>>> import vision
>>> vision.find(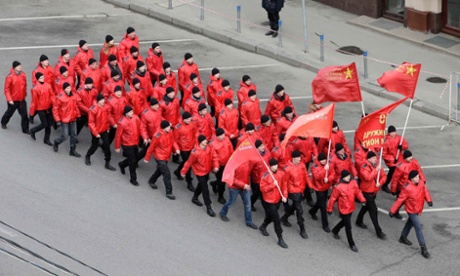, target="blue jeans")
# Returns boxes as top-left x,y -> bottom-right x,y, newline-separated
220,188 -> 252,225
54,121 -> 77,149
401,213 -> 426,246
